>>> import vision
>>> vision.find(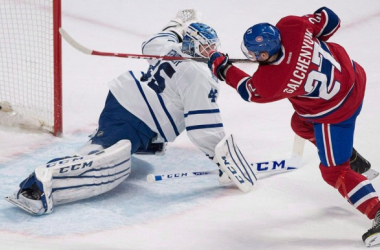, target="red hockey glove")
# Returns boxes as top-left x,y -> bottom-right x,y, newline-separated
207,51 -> 231,81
